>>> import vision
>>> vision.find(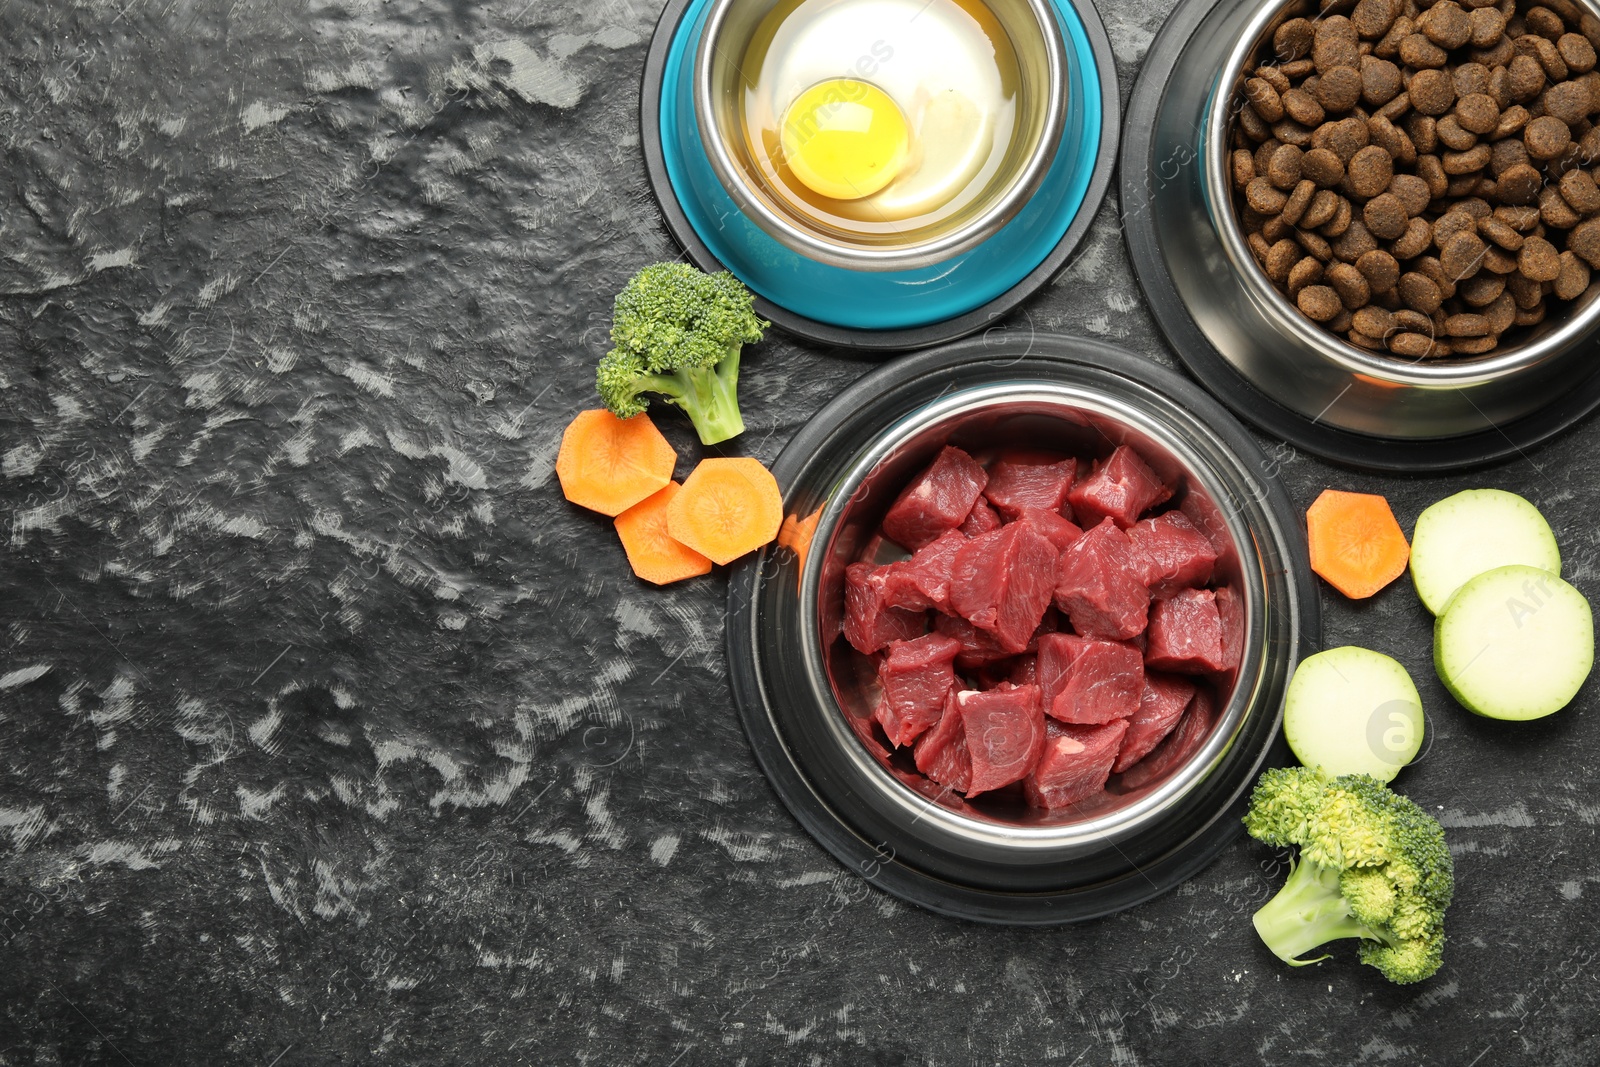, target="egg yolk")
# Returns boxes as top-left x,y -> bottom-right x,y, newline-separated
779,79 -> 909,201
